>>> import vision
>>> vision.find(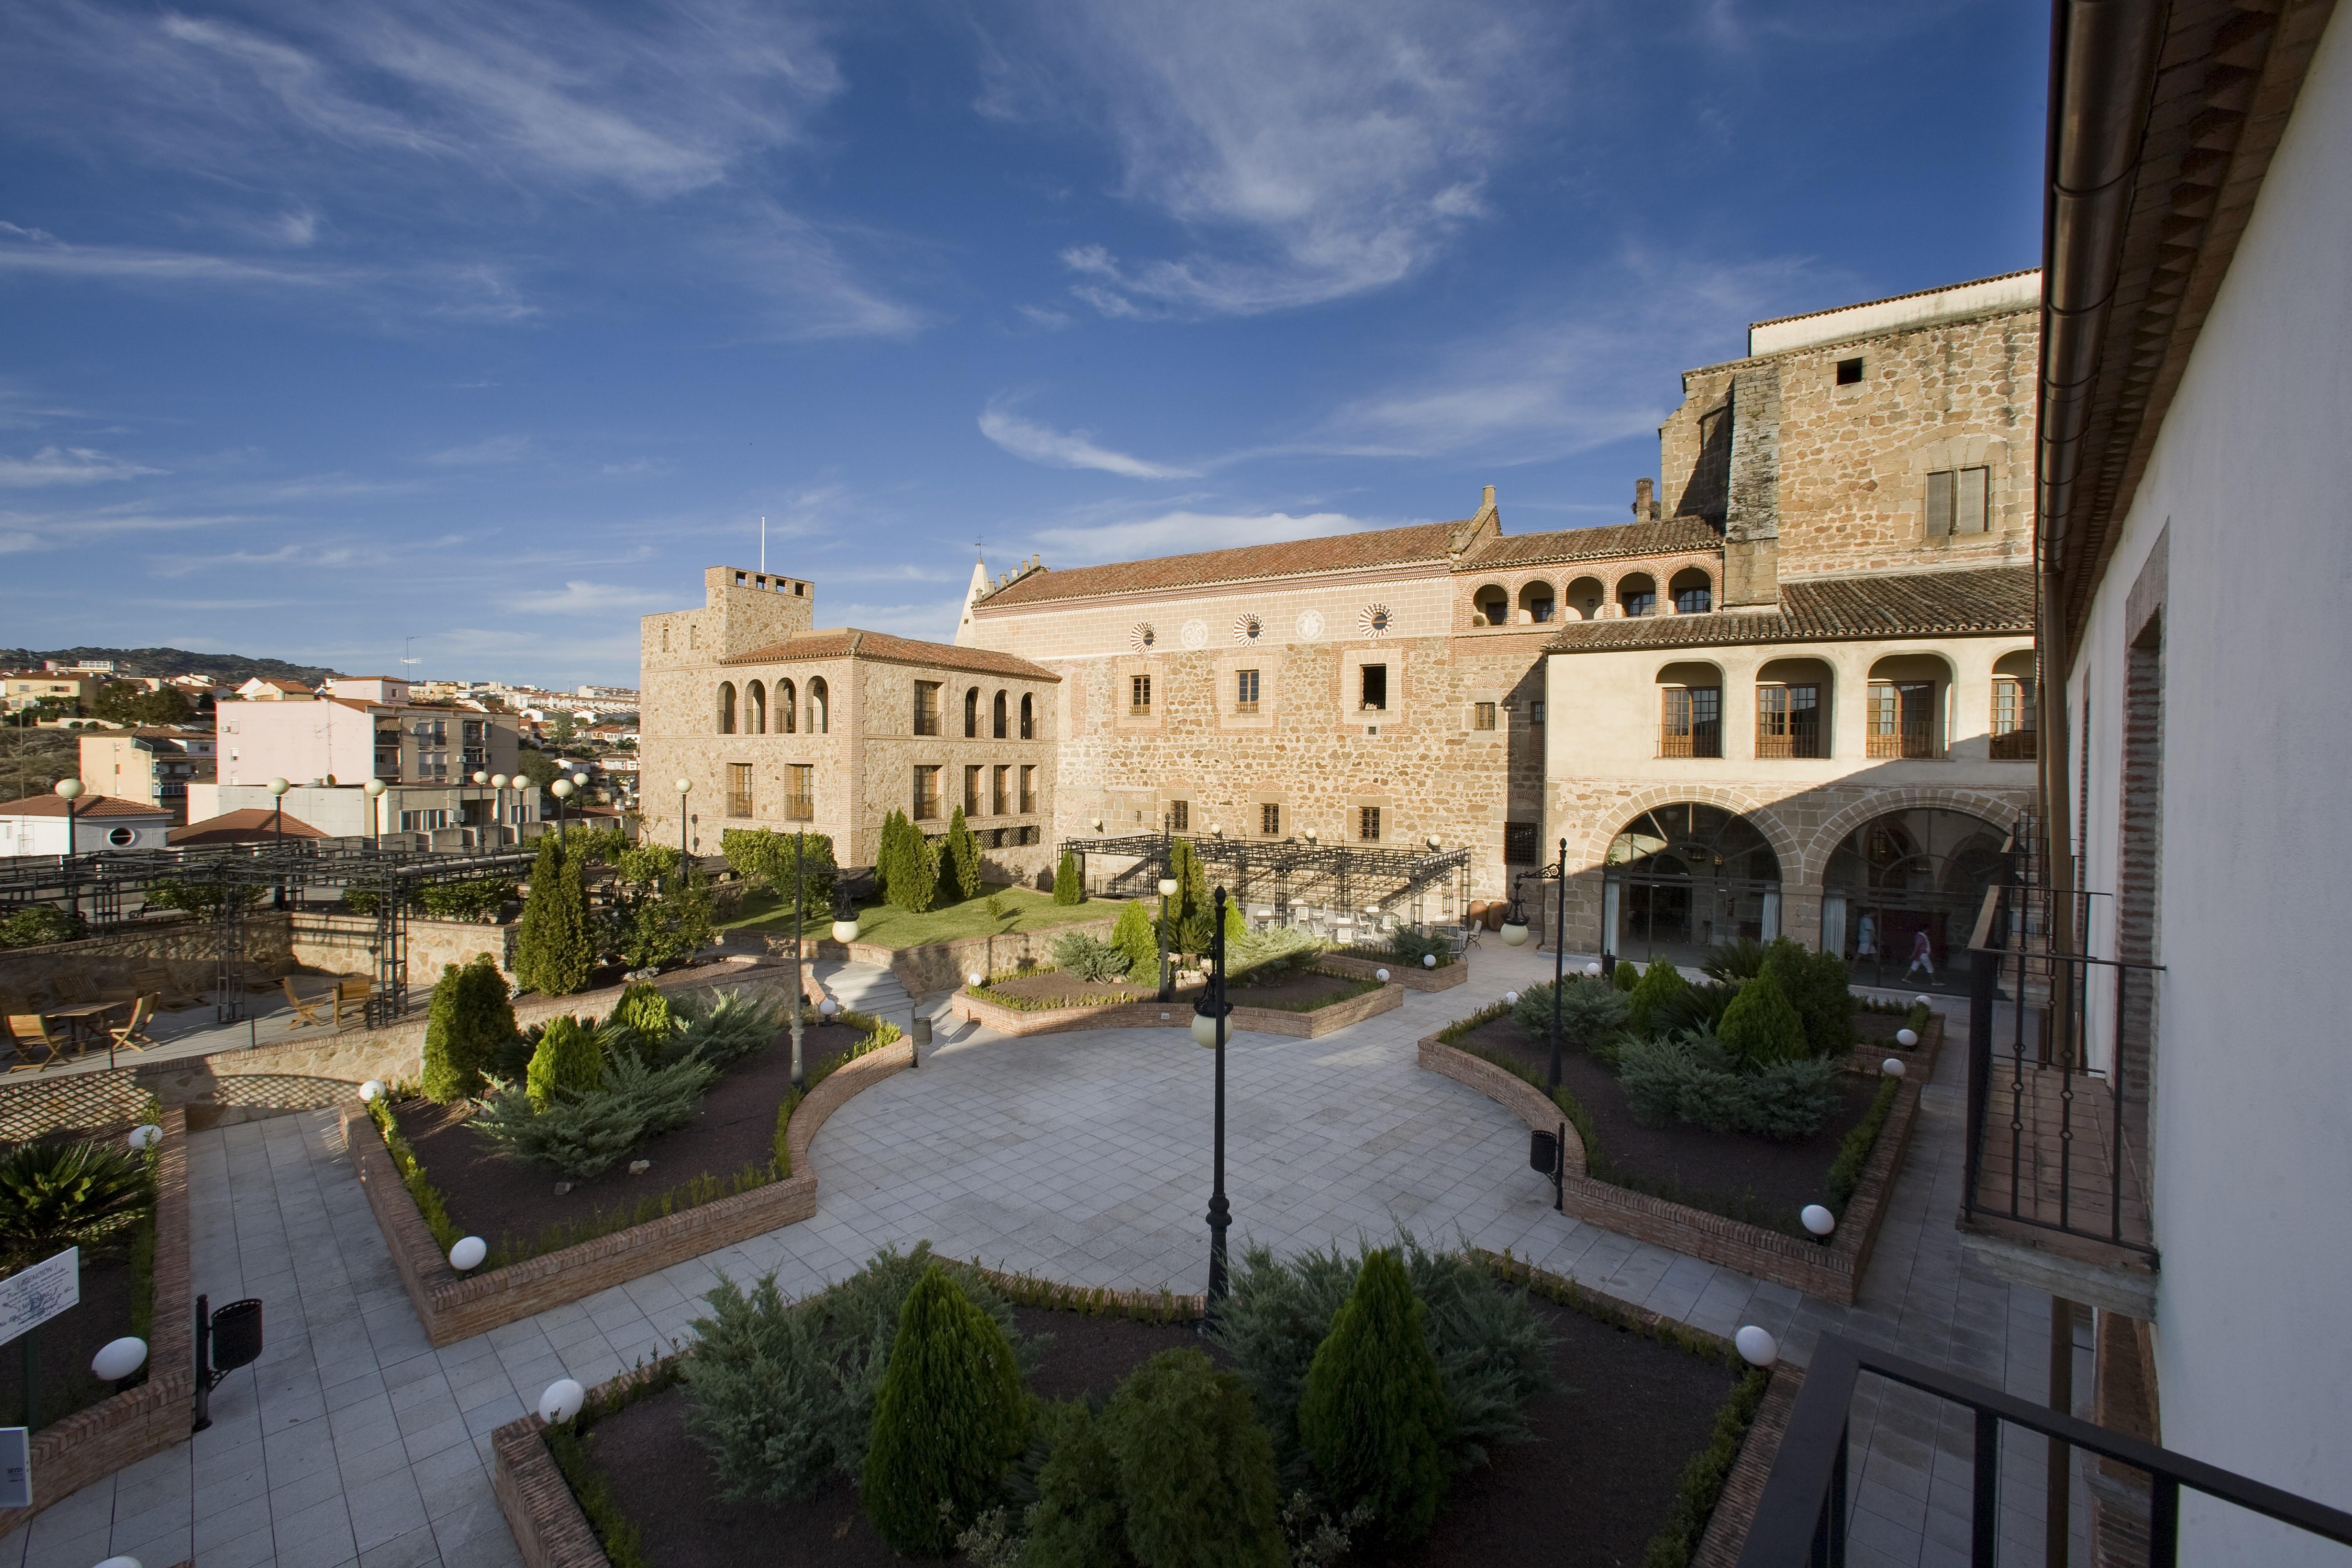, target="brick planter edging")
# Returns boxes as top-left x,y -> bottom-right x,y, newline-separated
348,1039 -> 914,1348
492,1360 -> 686,1568
950,978 -> 1402,1040
1320,953 -> 1468,991
1415,1036 -> 1590,1173
1418,1037 -> 1924,1306
1692,1363 -> 1804,1568
0,1110 -> 195,1535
